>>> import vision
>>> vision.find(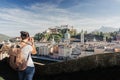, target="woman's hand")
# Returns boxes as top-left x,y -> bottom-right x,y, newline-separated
29,37 -> 34,45
29,38 -> 37,54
